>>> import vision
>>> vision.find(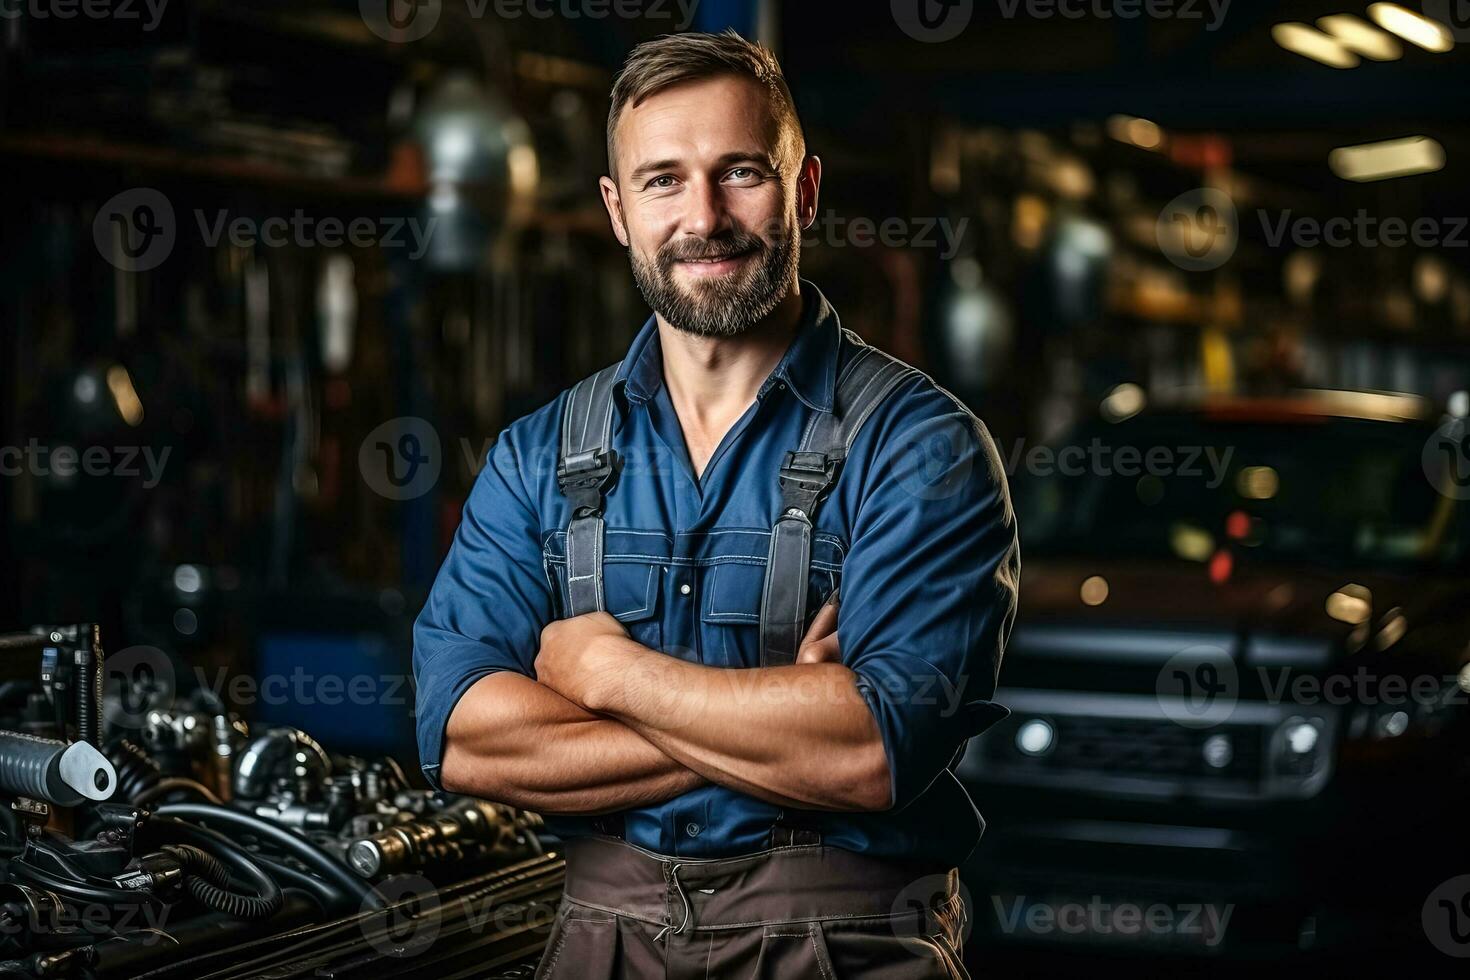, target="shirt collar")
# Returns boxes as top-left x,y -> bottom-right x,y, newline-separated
615,278 -> 840,413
